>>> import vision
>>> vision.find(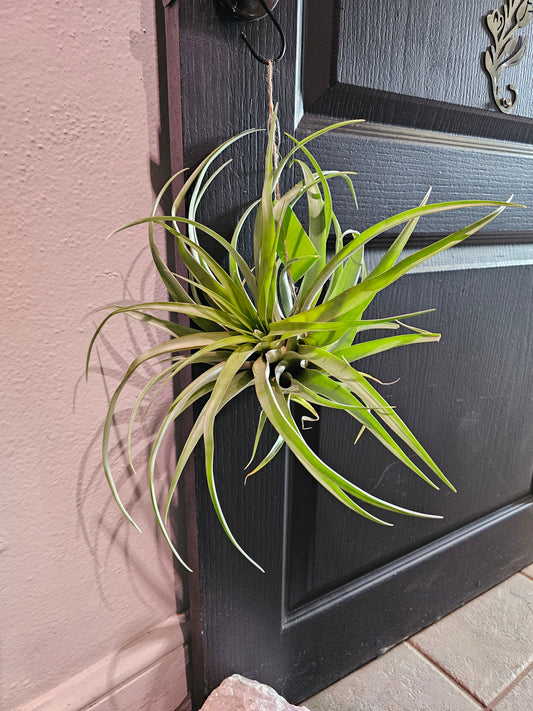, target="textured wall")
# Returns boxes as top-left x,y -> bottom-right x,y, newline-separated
0,2 -> 186,709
